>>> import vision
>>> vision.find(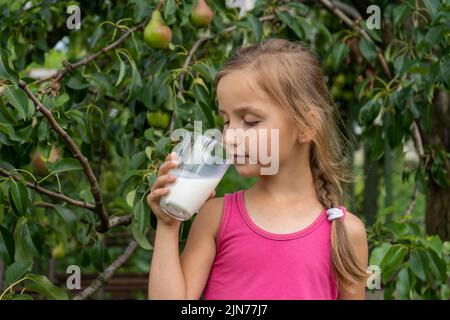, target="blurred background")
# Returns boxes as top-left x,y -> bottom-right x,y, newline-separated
0,0 -> 449,300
